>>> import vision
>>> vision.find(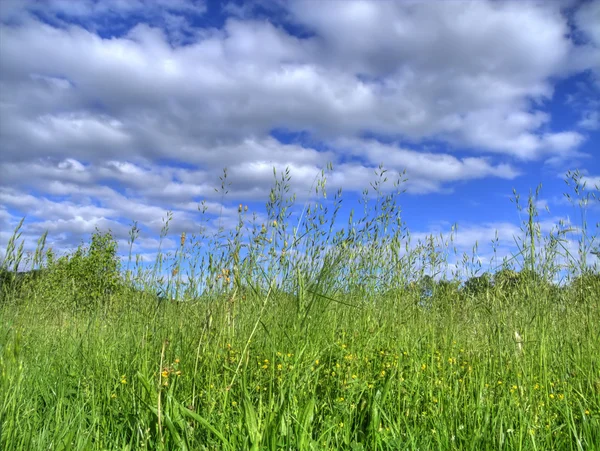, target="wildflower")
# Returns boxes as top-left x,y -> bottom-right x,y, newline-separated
585,410 -> 590,415
549,393 -> 555,399
339,422 -> 344,428
111,393 -> 117,399
162,370 -> 169,378
421,364 -> 427,371
120,375 -> 127,384
174,358 -> 180,364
